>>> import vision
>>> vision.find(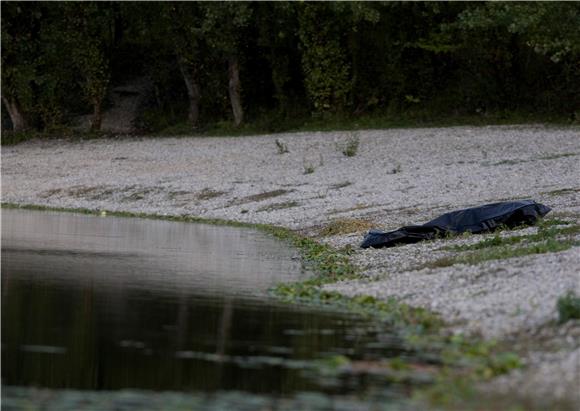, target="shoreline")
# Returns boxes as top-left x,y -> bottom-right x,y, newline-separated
2,124 -> 579,408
